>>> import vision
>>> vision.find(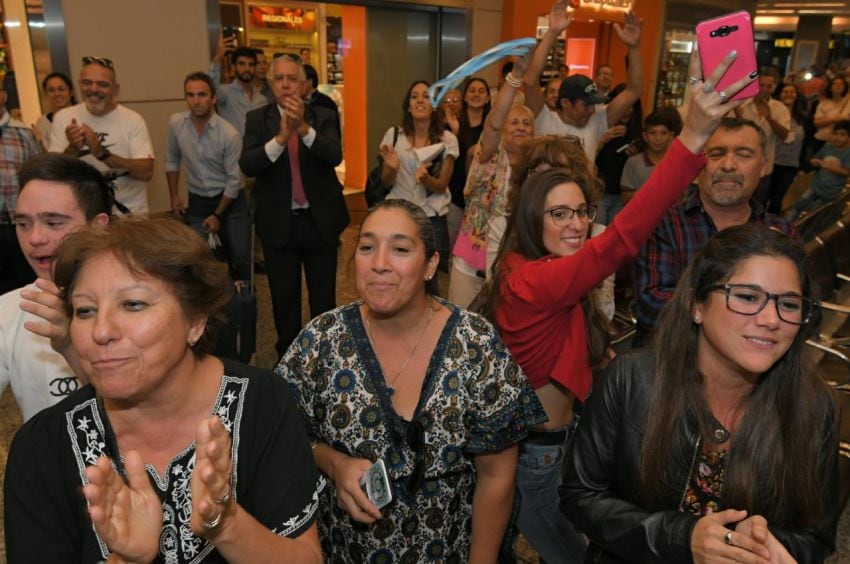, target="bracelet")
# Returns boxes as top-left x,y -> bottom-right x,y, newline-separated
505,72 -> 522,89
